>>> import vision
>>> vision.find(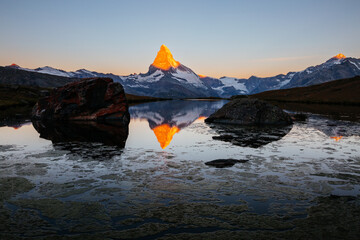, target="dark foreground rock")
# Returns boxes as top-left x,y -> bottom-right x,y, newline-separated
205,98 -> 292,125
205,159 -> 249,168
32,78 -> 129,123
